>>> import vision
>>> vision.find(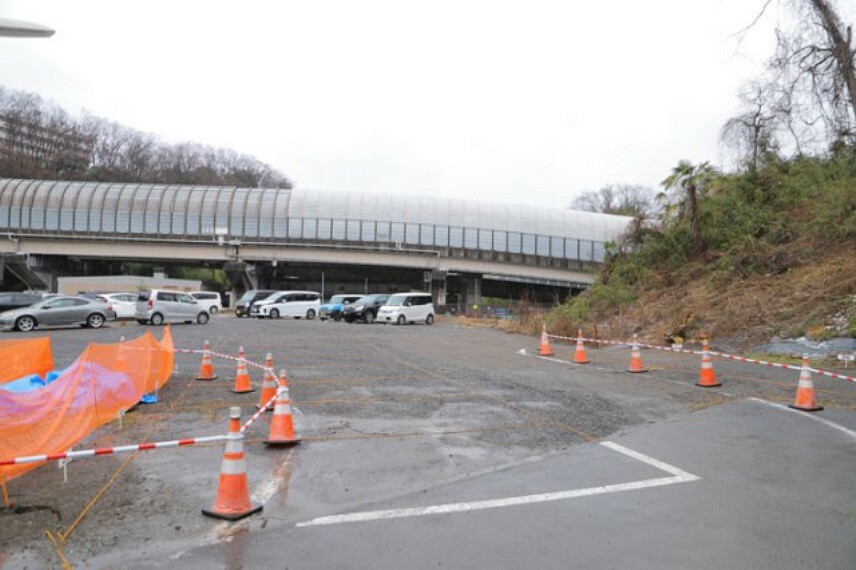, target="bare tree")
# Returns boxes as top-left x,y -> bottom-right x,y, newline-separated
721,82 -> 782,171
736,0 -> 856,155
571,183 -> 656,217
0,86 -> 293,188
